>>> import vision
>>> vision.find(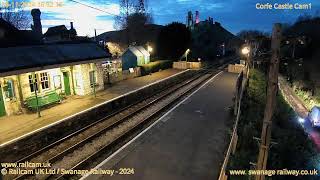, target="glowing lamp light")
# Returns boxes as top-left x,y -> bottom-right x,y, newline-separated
147,46 -> 153,53
298,117 -> 305,124
241,46 -> 250,55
